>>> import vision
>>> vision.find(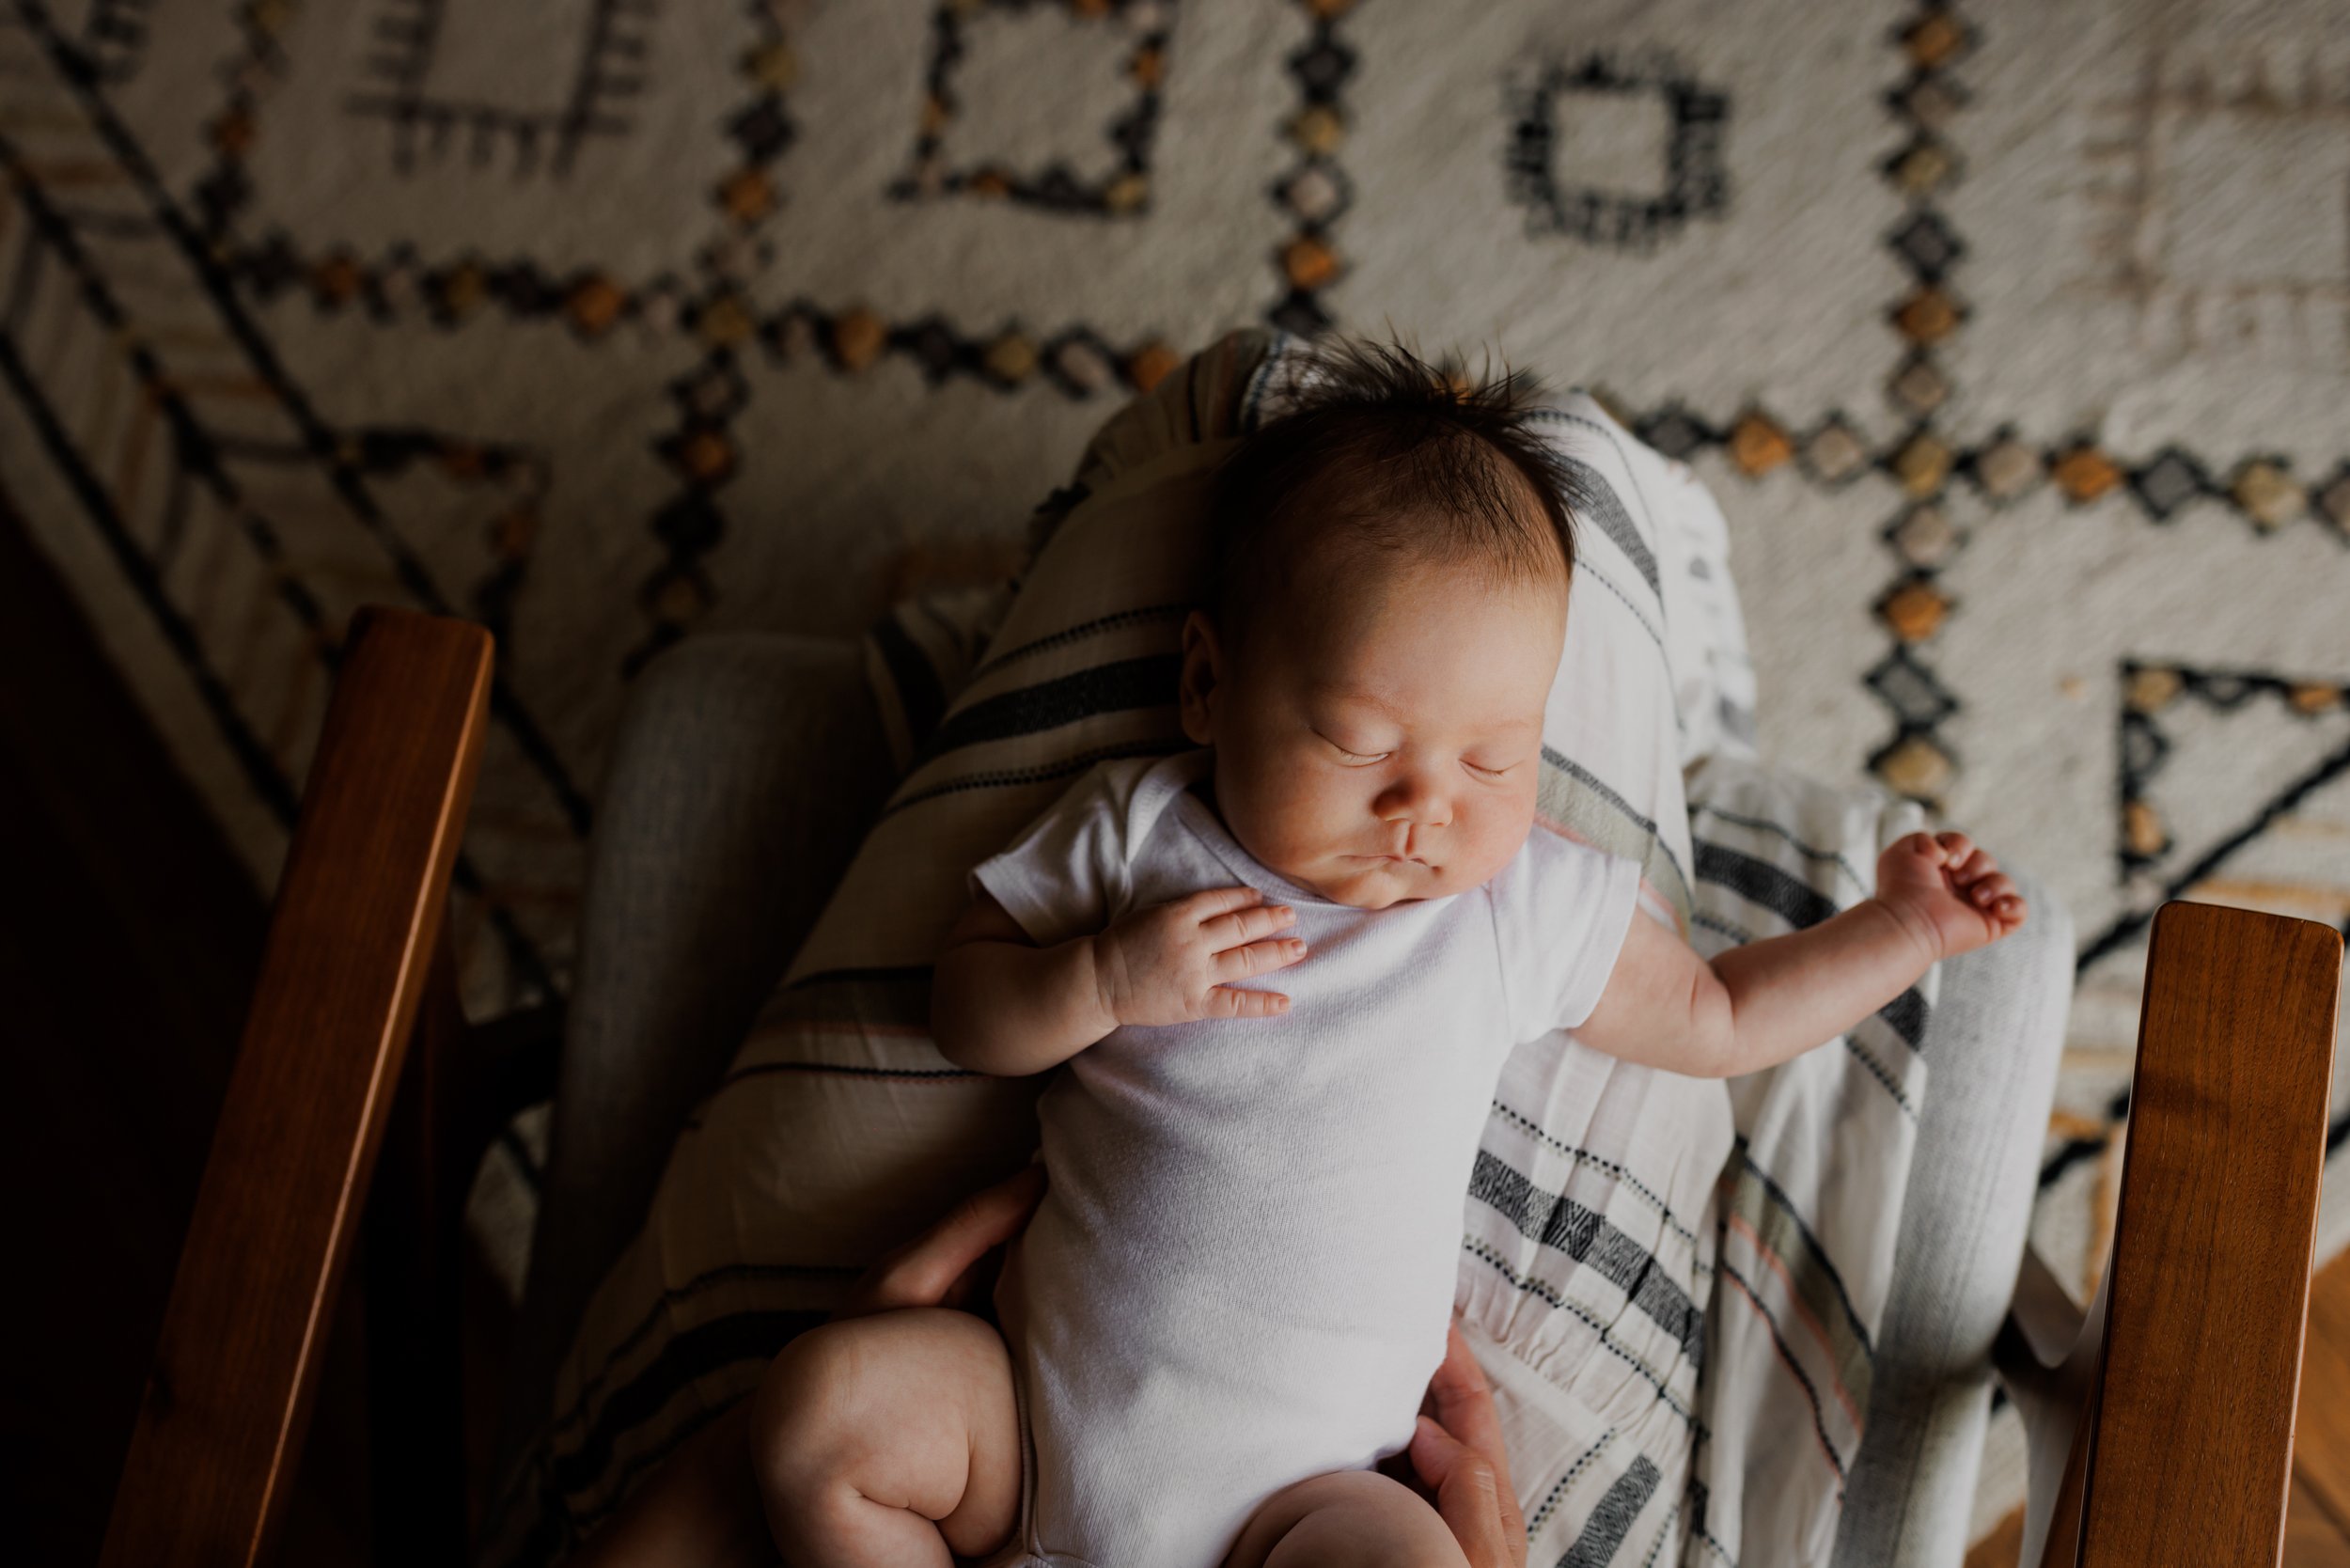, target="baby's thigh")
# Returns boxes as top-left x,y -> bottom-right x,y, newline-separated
1221,1470 -> 1468,1568
749,1308 -> 1020,1557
